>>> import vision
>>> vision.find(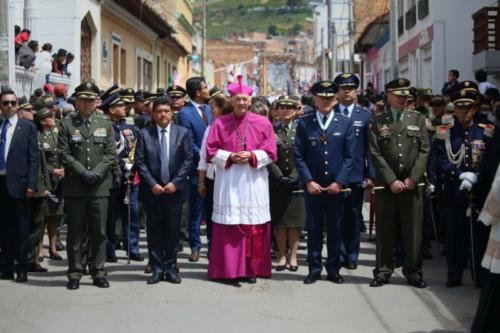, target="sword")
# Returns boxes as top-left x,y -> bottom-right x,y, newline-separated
372,183 -> 426,191
427,194 -> 439,242
124,180 -> 132,265
292,188 -> 352,194
467,193 -> 476,282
